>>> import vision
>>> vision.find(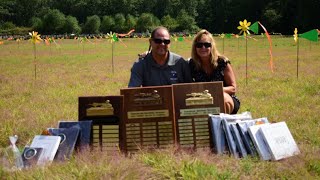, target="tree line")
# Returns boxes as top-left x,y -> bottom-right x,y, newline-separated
0,0 -> 319,35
